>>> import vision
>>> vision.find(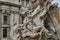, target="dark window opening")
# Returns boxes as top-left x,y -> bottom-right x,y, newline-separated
26,0 -> 29,5
22,0 -> 24,1
19,0 -> 20,2
3,28 -> 7,38
3,15 -> 8,24
22,0 -> 24,5
26,0 -> 29,2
